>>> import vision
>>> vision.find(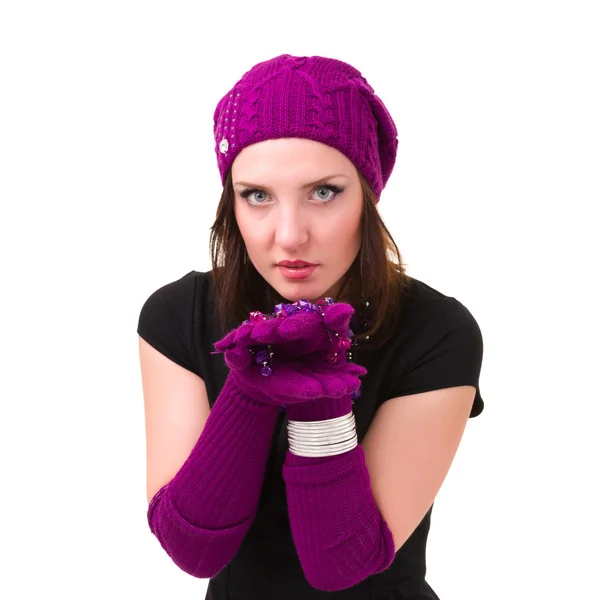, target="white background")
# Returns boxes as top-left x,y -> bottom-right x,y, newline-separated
1,1 -> 598,598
